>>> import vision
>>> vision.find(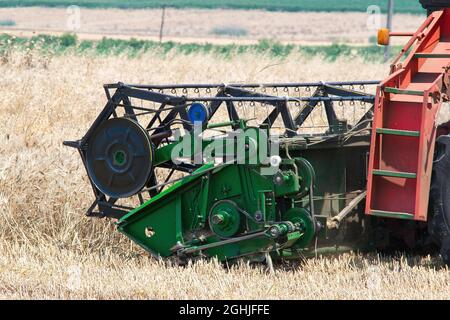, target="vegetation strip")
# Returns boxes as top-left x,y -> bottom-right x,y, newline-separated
0,33 -> 401,61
